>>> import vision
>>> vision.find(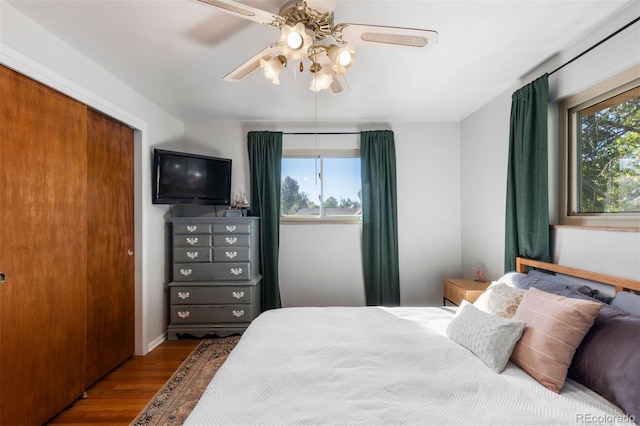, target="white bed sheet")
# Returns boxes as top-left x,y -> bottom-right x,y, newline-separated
185,306 -> 634,426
